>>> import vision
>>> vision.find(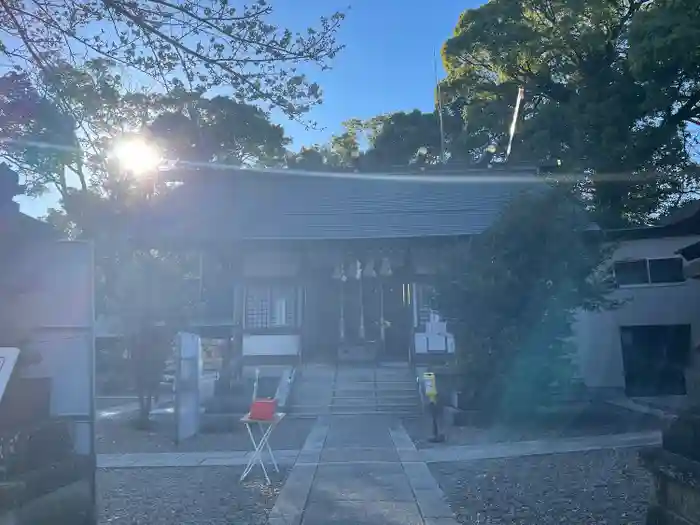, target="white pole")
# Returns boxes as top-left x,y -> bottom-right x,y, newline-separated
252,368 -> 259,401
358,280 -> 365,340
339,281 -> 345,341
435,51 -> 447,164
505,86 -> 525,161
379,283 -> 385,342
